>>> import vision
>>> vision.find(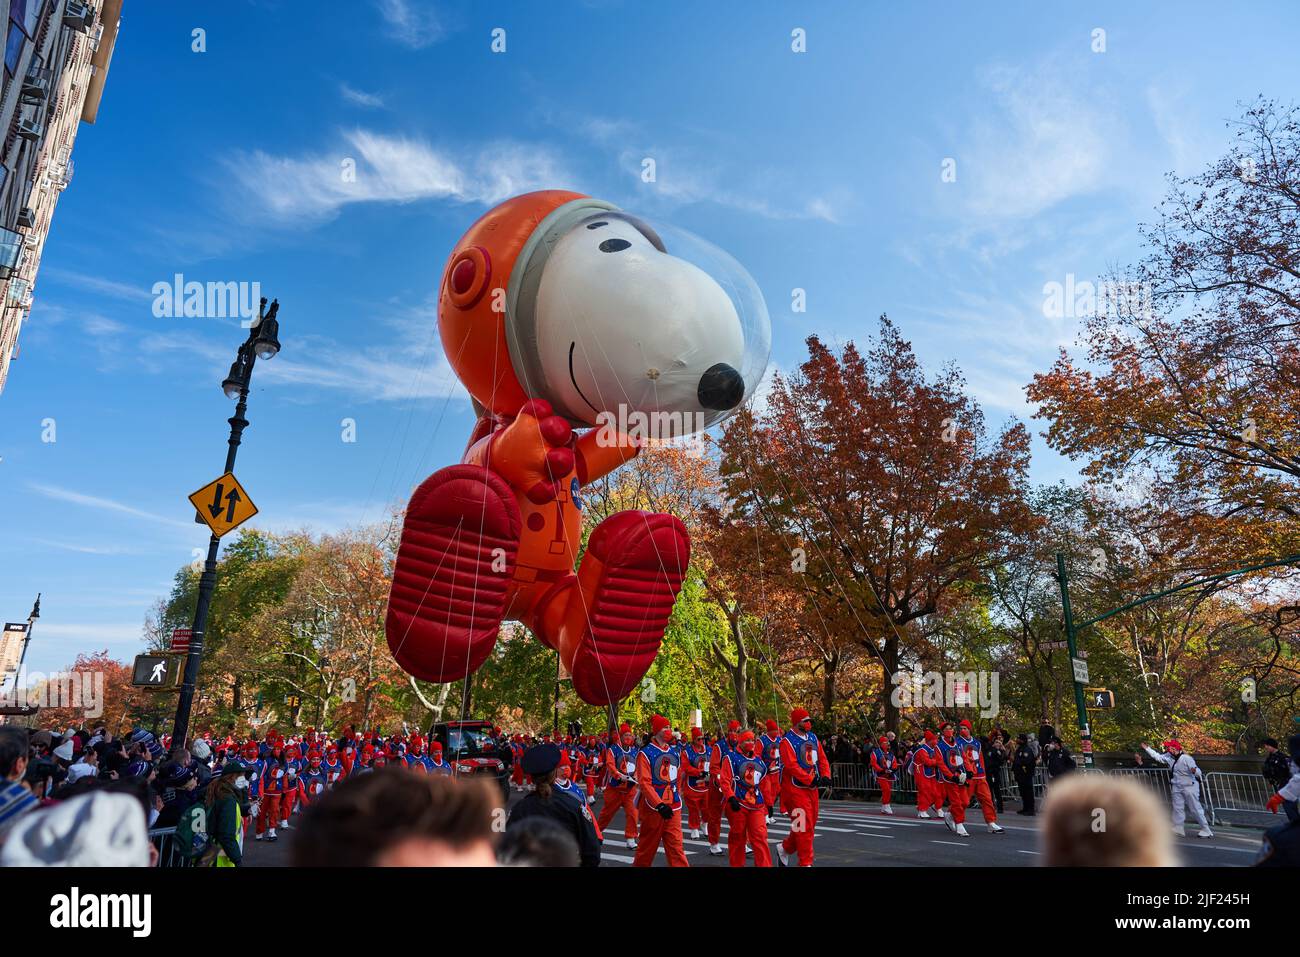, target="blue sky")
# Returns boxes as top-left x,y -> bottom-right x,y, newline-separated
1,0 -> 1297,675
